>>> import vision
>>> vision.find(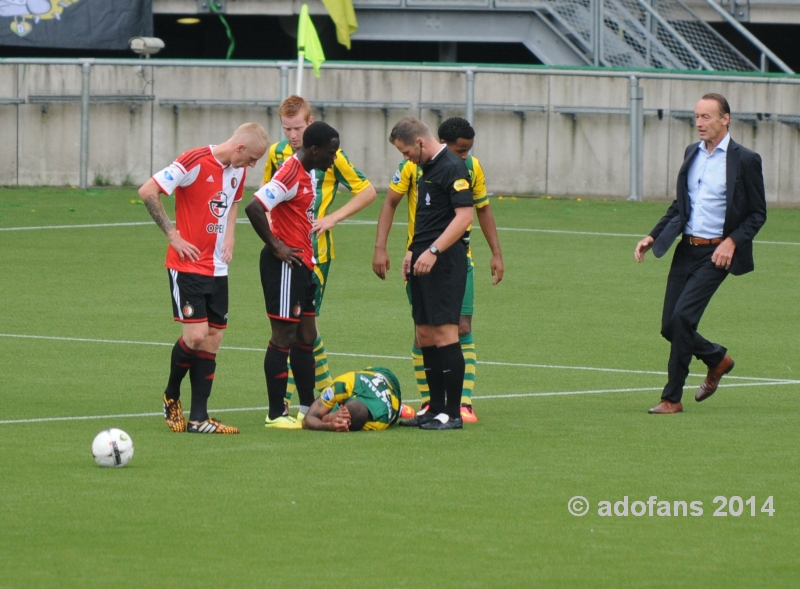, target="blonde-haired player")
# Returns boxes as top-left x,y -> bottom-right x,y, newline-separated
139,123 -> 268,434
